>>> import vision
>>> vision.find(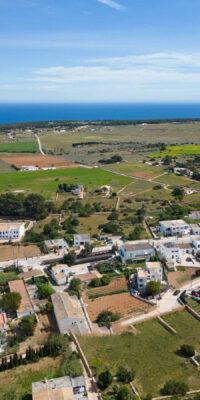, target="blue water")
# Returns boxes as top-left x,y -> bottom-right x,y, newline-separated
1,103 -> 200,124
